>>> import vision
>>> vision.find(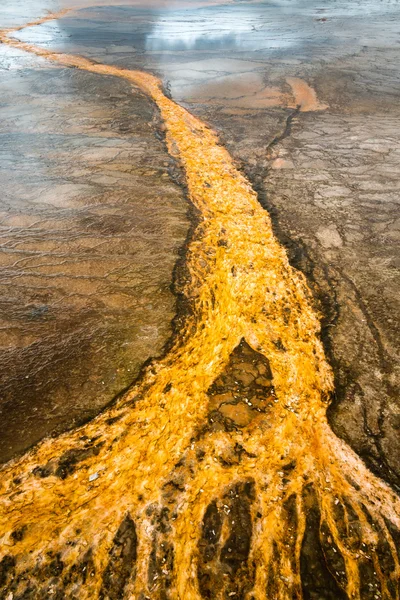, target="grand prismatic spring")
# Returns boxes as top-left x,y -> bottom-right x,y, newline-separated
0,8 -> 400,600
